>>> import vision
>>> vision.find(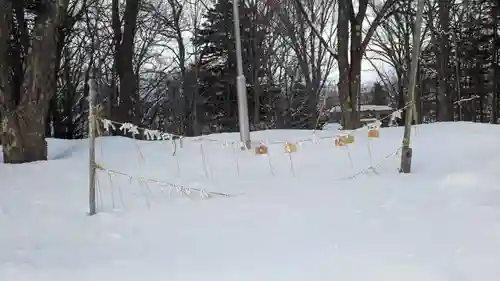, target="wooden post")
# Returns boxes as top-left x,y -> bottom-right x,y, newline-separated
88,78 -> 97,215
400,0 -> 424,173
